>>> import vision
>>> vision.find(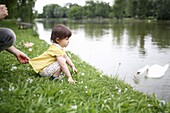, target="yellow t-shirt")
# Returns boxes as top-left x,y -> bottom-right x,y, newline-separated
29,44 -> 65,73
